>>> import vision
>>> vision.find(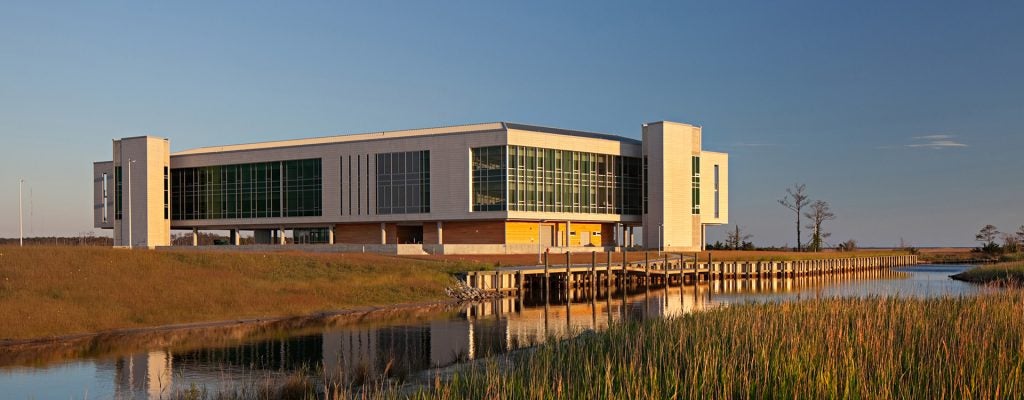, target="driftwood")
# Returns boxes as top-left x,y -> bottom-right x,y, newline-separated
445,280 -> 505,301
